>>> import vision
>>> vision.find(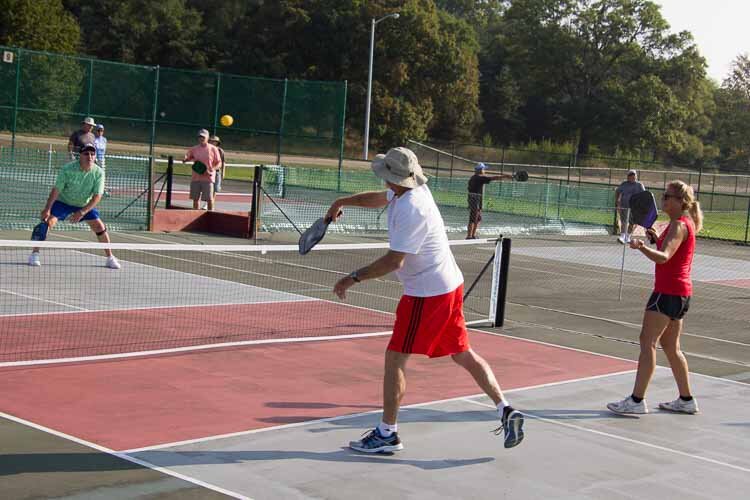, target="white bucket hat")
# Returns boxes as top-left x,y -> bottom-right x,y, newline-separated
371,147 -> 428,189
